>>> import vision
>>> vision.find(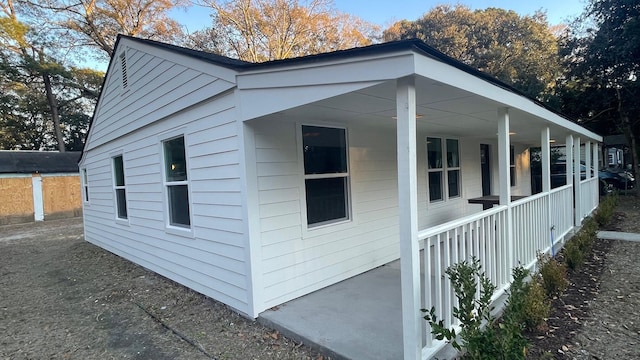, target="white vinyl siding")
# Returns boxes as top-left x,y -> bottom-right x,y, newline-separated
81,44 -> 250,315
